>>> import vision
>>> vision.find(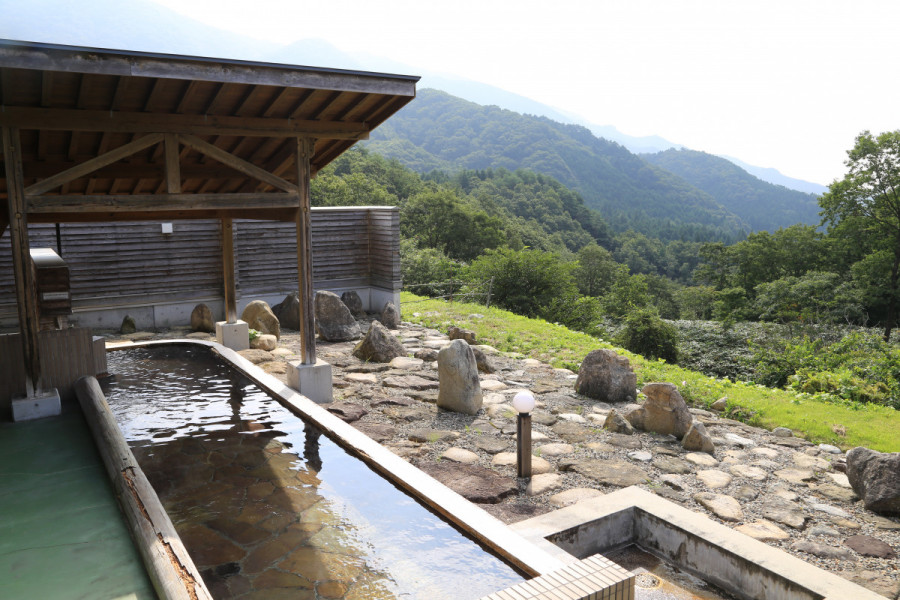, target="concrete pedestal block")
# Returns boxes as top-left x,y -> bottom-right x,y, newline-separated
92,335 -> 108,376
288,360 -> 333,403
12,388 -> 61,421
216,320 -> 249,351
